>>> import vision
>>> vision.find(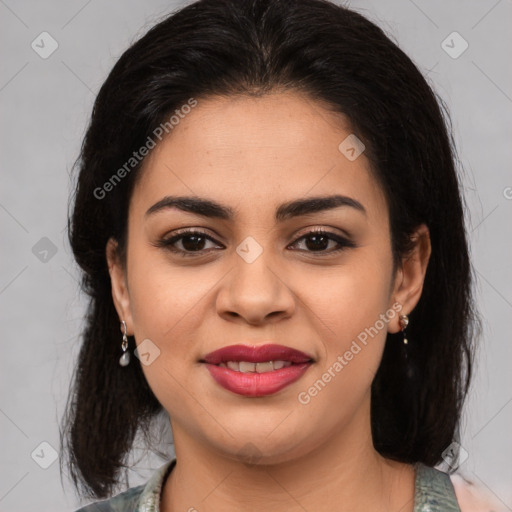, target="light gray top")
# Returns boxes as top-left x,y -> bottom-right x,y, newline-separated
74,458 -> 461,511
